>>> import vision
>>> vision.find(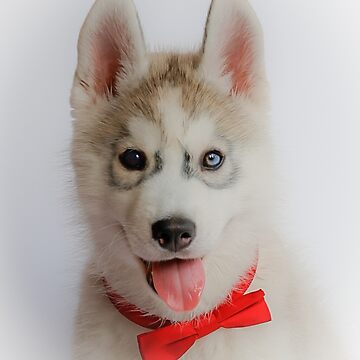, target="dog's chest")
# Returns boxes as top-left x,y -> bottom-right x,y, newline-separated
75,275 -> 295,360
77,309 -> 290,360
